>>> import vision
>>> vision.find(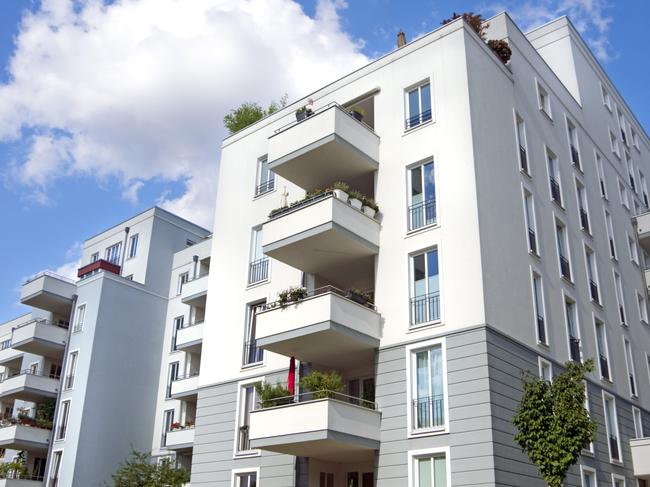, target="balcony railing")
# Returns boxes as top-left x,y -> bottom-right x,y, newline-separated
408,199 -> 437,231
537,315 -> 546,344
409,292 -> 440,326
550,177 -> 562,205
259,285 -> 375,312
255,178 -> 275,197
1,368 -> 61,382
599,354 -> 610,380
560,256 -> 571,280
242,340 -> 263,366
569,337 -> 581,362
519,145 -> 528,174
571,145 -> 580,168
600,179 -> 607,197
180,319 -> 204,329
405,109 -> 432,130
412,394 -> 445,430
610,435 -> 620,461
589,279 -> 599,303
255,390 -> 377,411
579,208 -> 590,233
528,228 -> 537,254
248,258 -> 269,285
15,318 -> 68,330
